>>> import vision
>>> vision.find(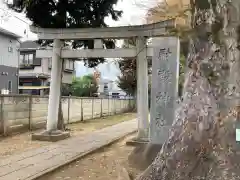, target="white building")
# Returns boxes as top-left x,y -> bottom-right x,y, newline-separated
98,78 -> 130,99
0,26 -> 21,94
